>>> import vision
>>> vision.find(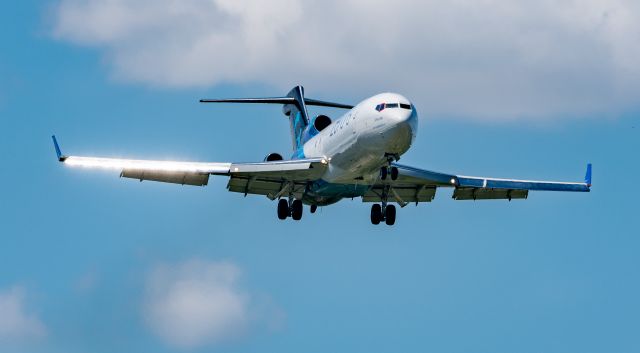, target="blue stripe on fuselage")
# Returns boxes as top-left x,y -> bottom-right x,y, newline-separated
292,147 -> 305,160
